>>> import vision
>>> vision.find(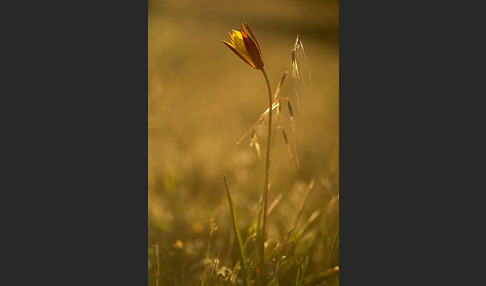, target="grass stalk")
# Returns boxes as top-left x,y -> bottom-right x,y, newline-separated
223,177 -> 250,286
326,229 -> 339,270
259,67 -> 273,286
206,217 -> 217,260
152,242 -> 160,286
321,229 -> 339,286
